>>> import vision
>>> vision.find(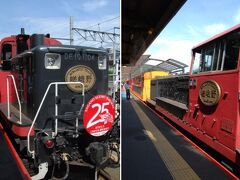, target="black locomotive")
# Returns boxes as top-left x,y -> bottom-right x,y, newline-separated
0,30 -> 116,179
